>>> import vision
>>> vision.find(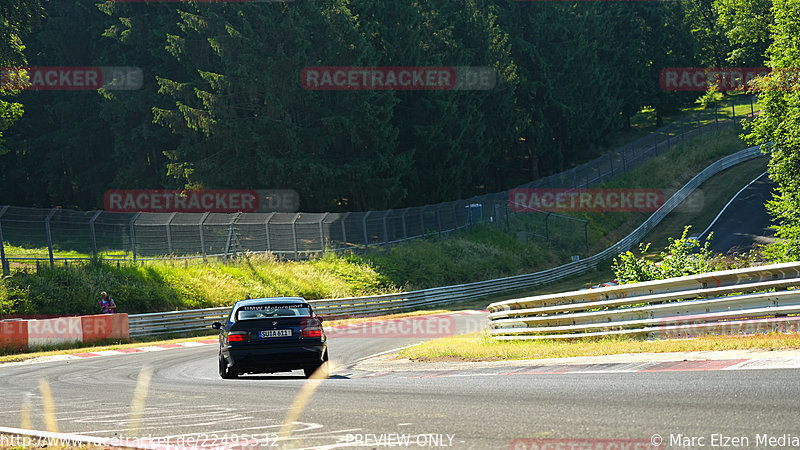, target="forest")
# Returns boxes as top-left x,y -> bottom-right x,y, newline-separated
0,0 -> 778,213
